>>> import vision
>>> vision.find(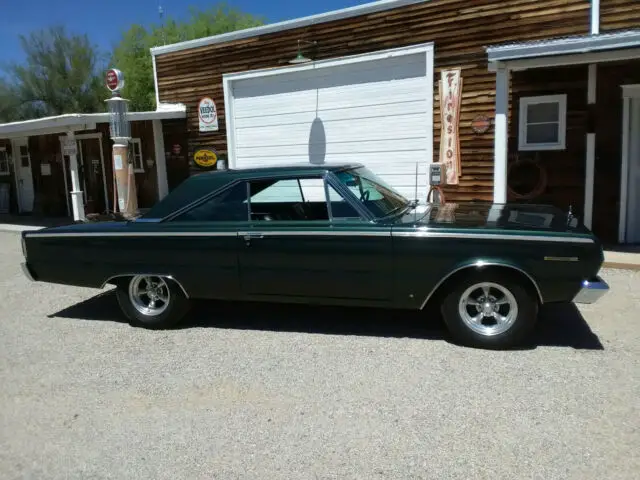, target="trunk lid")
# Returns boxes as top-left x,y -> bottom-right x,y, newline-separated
394,202 -> 591,234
